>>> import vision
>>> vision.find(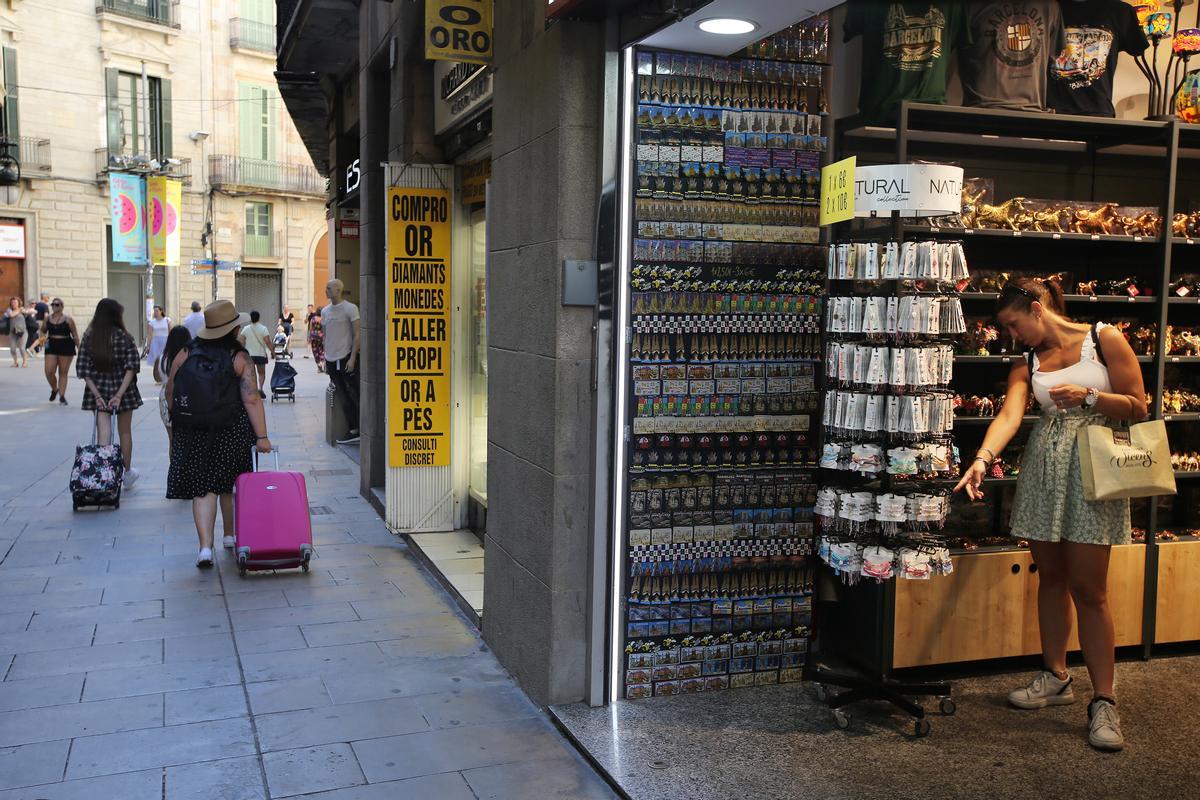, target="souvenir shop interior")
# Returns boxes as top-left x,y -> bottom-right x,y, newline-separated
551,2 -> 1200,798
